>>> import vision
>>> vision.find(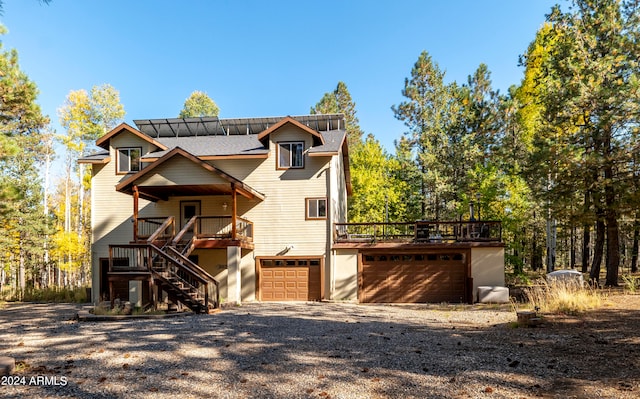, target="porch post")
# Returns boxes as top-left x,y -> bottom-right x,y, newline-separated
227,246 -> 241,304
231,183 -> 237,240
133,185 -> 139,241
